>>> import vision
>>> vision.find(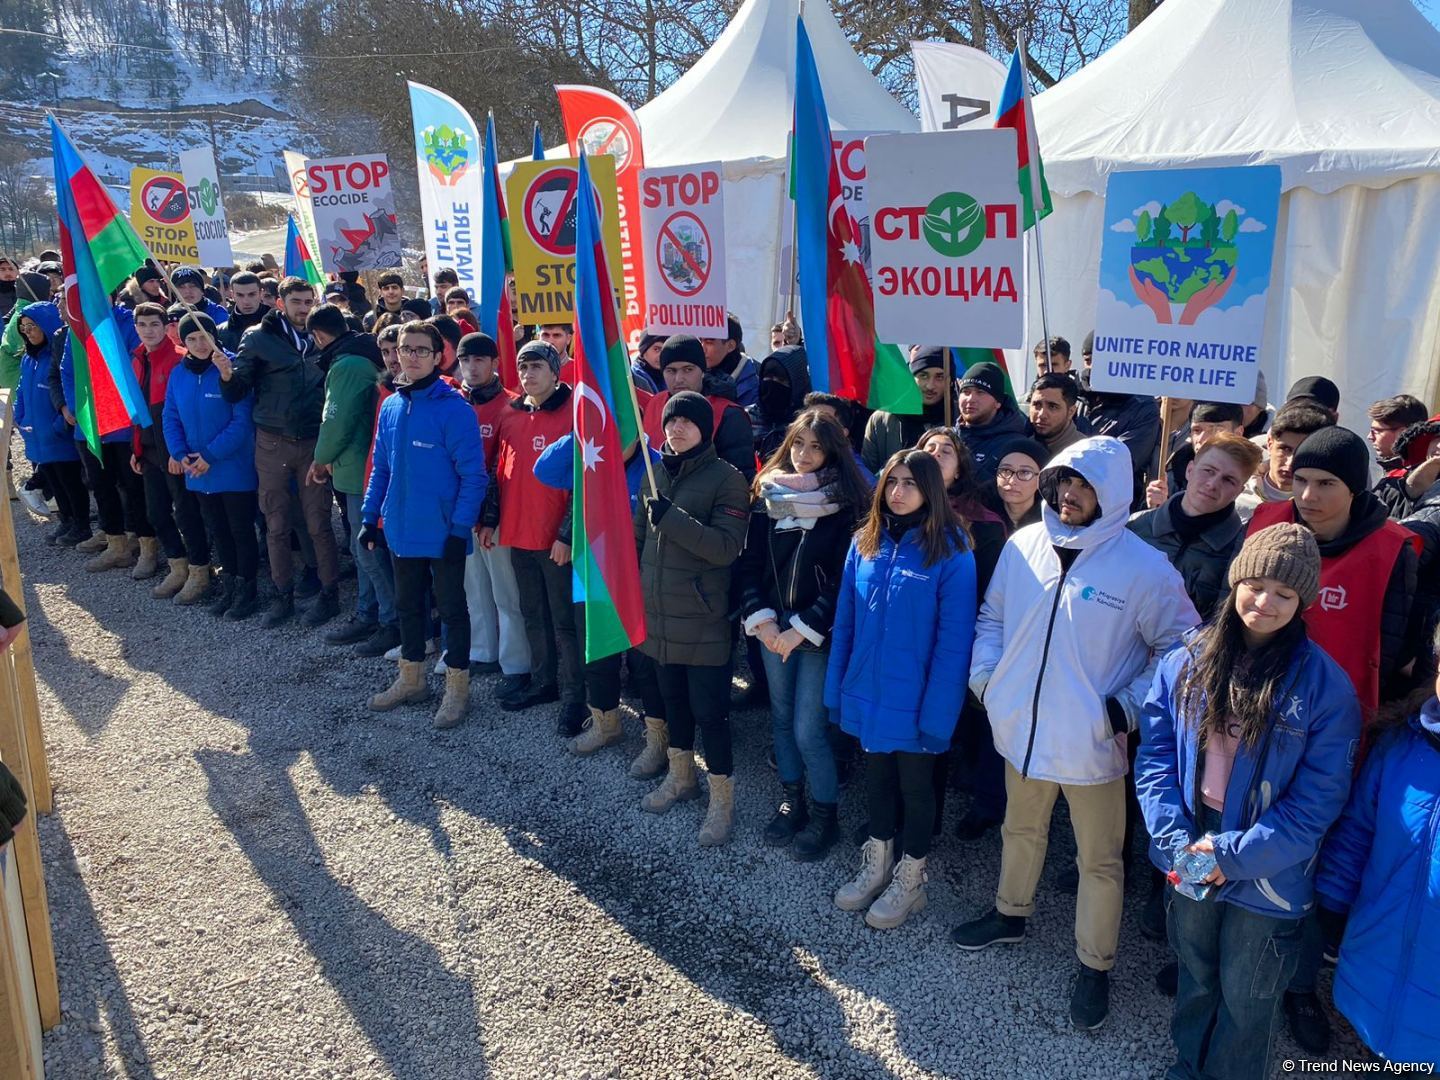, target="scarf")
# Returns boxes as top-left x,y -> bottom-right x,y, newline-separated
761,468 -> 840,531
